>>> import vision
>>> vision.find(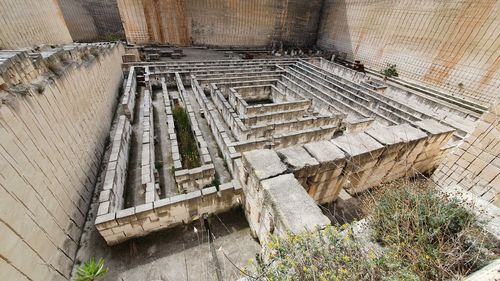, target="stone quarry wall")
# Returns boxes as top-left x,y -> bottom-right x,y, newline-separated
58,0 -> 125,41
0,43 -> 124,281
57,0 -> 99,42
317,0 -> 499,107
116,0 -> 323,47
435,97 -> 500,207
0,0 -> 73,49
